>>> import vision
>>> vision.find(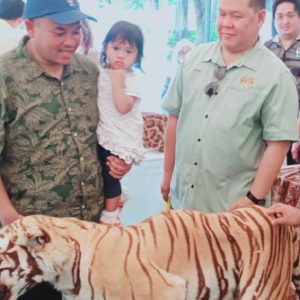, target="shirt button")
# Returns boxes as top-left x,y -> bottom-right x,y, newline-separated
81,205 -> 85,209
68,107 -> 72,112
73,132 -> 78,137
61,82 -> 64,86
197,138 -> 201,142
80,157 -> 84,162
205,115 -> 208,119
81,181 -> 85,186
194,162 -> 197,166
191,185 -> 194,188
